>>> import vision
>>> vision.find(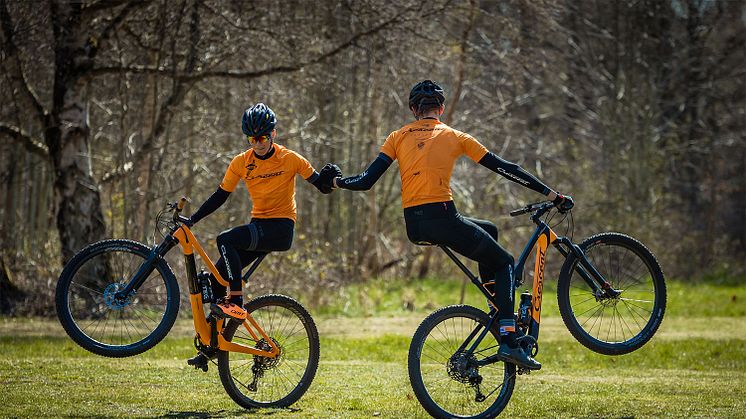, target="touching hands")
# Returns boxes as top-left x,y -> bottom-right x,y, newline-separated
317,163 -> 343,194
